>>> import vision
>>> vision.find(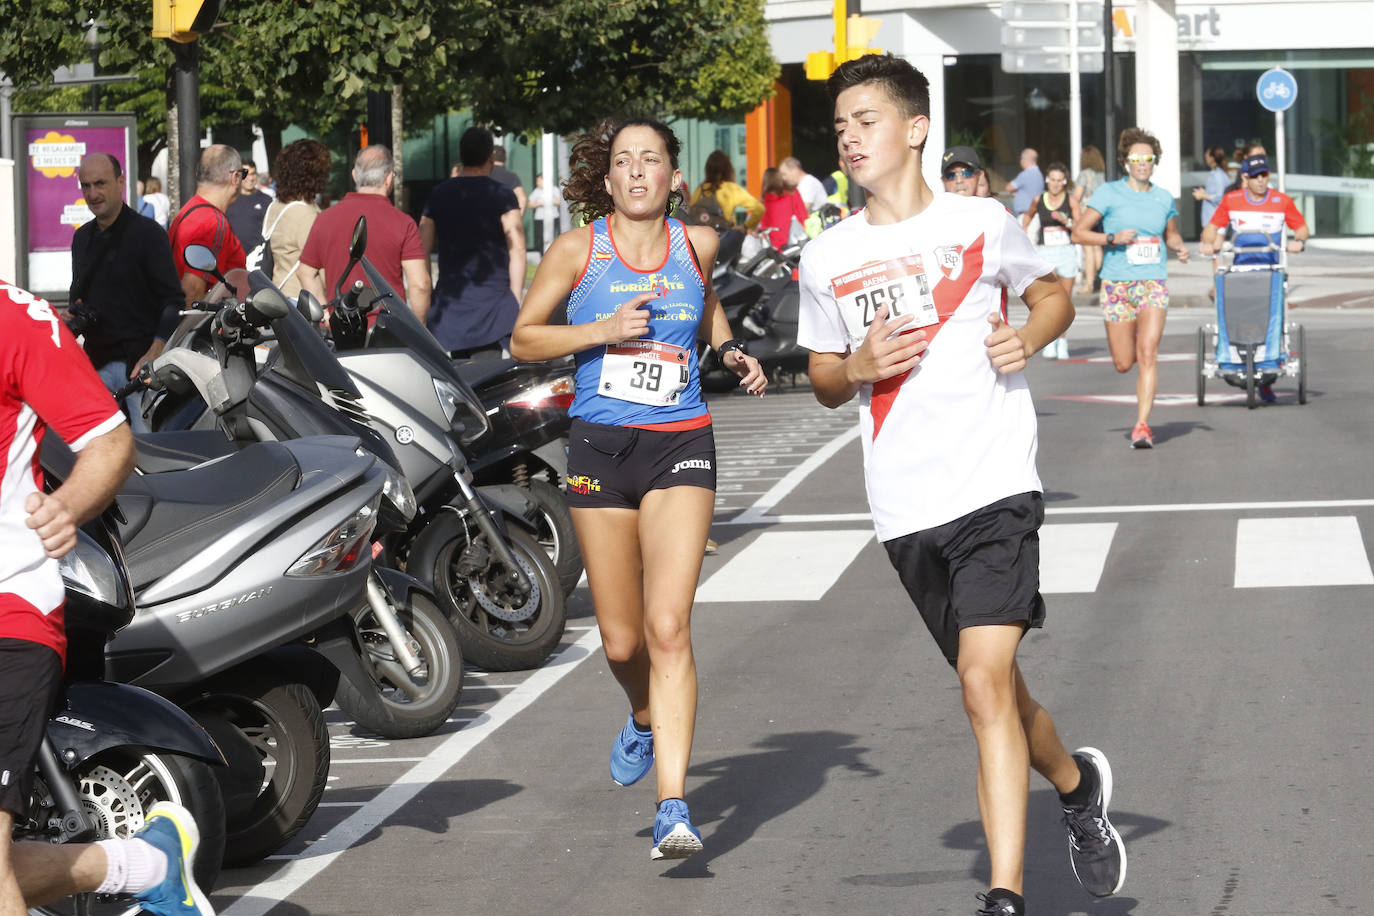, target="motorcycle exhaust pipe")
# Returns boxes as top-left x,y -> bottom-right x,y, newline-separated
365,572 -> 425,676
